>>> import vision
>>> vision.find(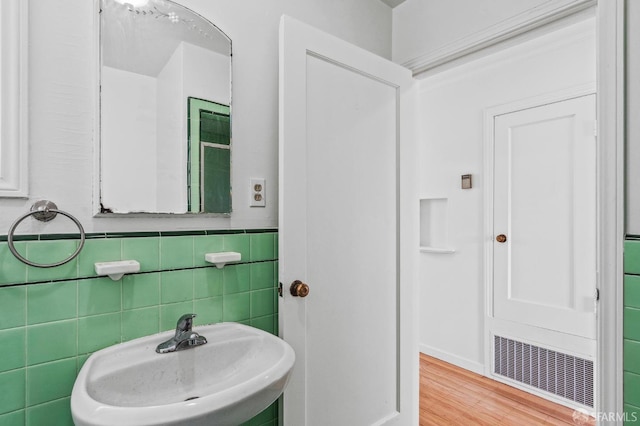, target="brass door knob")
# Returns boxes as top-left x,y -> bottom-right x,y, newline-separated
496,234 -> 507,243
290,280 -> 310,297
